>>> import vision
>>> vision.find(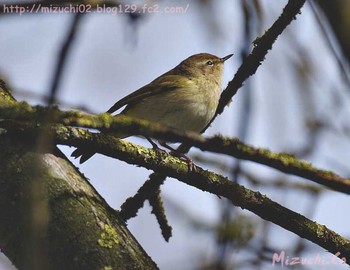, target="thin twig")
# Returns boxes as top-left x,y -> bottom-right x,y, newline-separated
48,12 -> 82,105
